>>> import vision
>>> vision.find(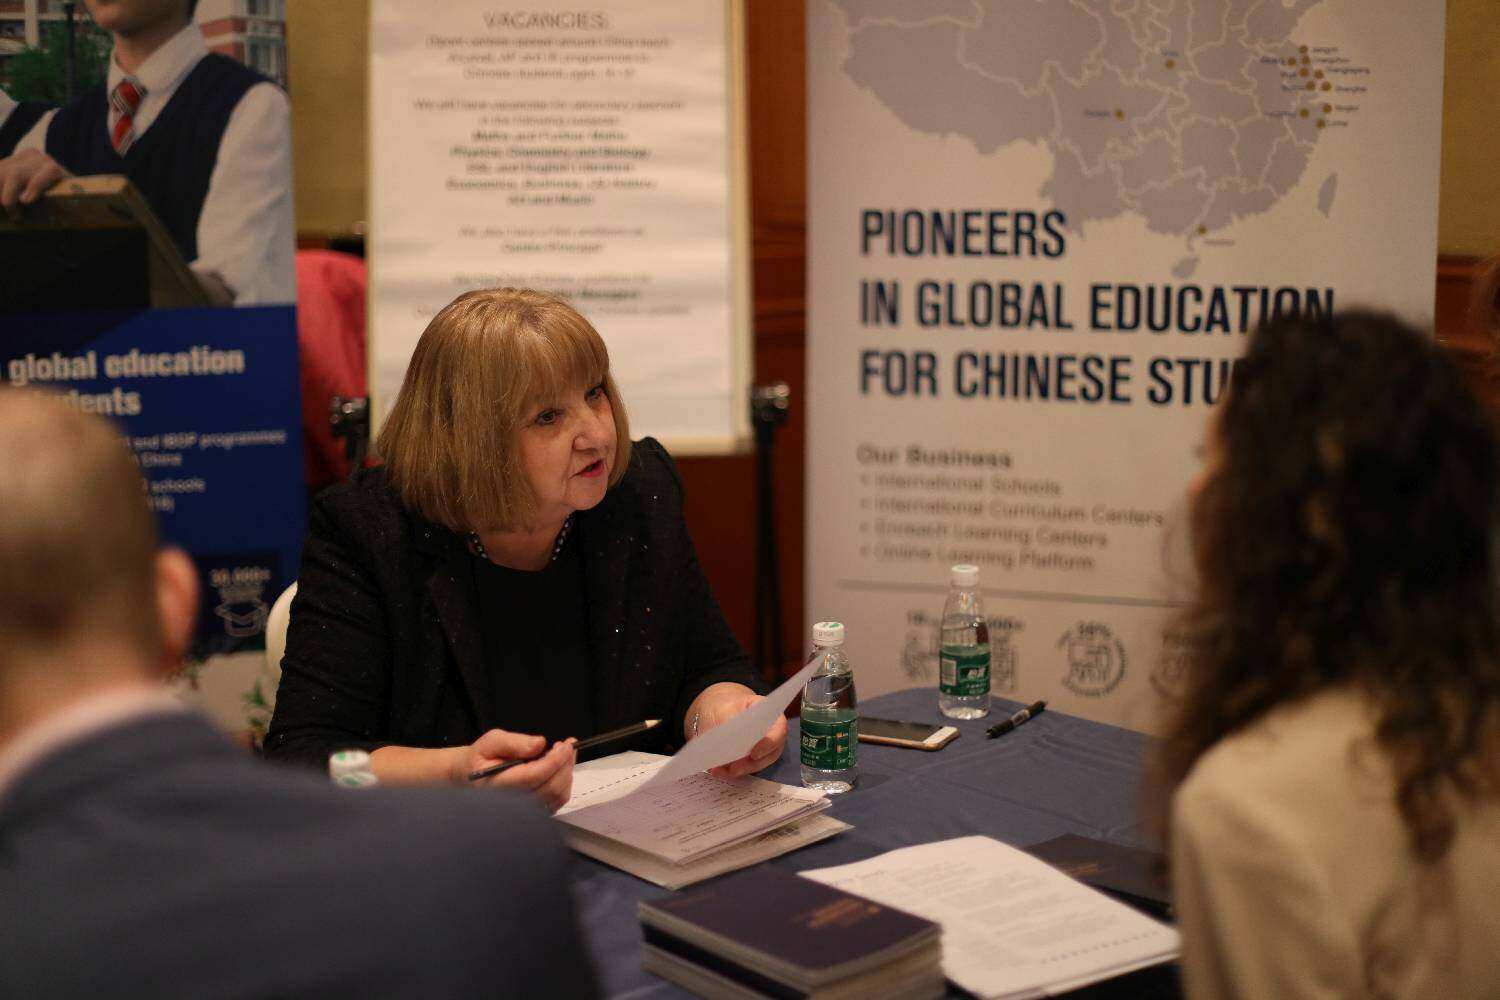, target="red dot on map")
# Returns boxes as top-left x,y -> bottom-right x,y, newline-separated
1322,82 -> 1331,91
1315,70 -> 1324,79
1197,225 -> 1208,235
1165,59 -> 1175,69
1114,108 -> 1124,119
1287,57 -> 1297,66
1306,82 -> 1316,90
1299,68 -> 1308,77
1323,103 -> 1332,113
1316,119 -> 1326,129
1299,109 -> 1309,118
1299,45 -> 1308,53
